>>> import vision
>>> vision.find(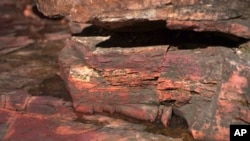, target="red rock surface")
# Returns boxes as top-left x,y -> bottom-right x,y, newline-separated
37,0 -> 250,38
0,1 -> 186,141
58,36 -> 250,141
59,37 -> 167,122
1,91 -> 180,141
1,0 -> 250,141
4,90 -> 30,111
